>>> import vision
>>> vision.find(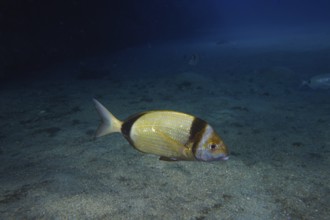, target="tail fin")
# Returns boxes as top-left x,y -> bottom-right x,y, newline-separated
93,99 -> 123,137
